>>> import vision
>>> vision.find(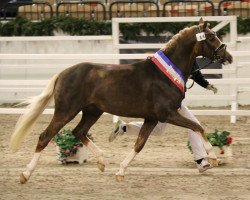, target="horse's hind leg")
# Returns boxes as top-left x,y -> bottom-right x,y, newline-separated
72,108 -> 105,172
116,119 -> 158,181
20,112 -> 78,184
